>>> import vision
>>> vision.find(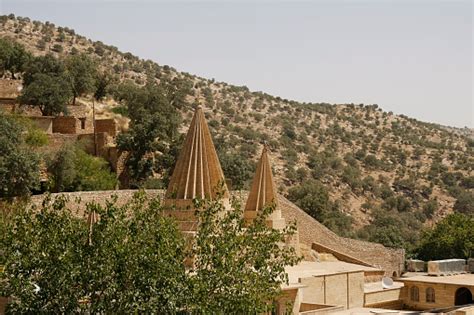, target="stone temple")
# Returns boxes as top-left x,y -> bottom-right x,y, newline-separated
24,105 -> 474,315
